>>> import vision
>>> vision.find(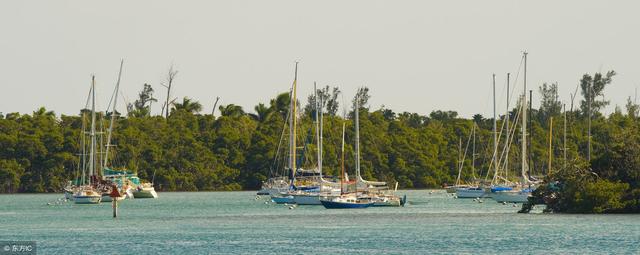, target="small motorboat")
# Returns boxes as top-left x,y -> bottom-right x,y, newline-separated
132,182 -> 158,198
